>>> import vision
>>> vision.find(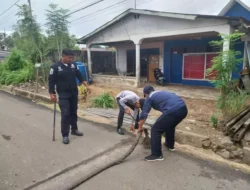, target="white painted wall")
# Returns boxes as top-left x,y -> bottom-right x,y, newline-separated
114,42 -> 164,73
87,14 -> 230,45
